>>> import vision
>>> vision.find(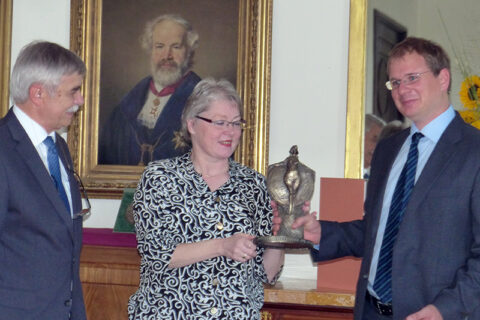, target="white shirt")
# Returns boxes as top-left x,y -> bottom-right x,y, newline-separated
137,82 -> 170,129
13,105 -> 73,215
